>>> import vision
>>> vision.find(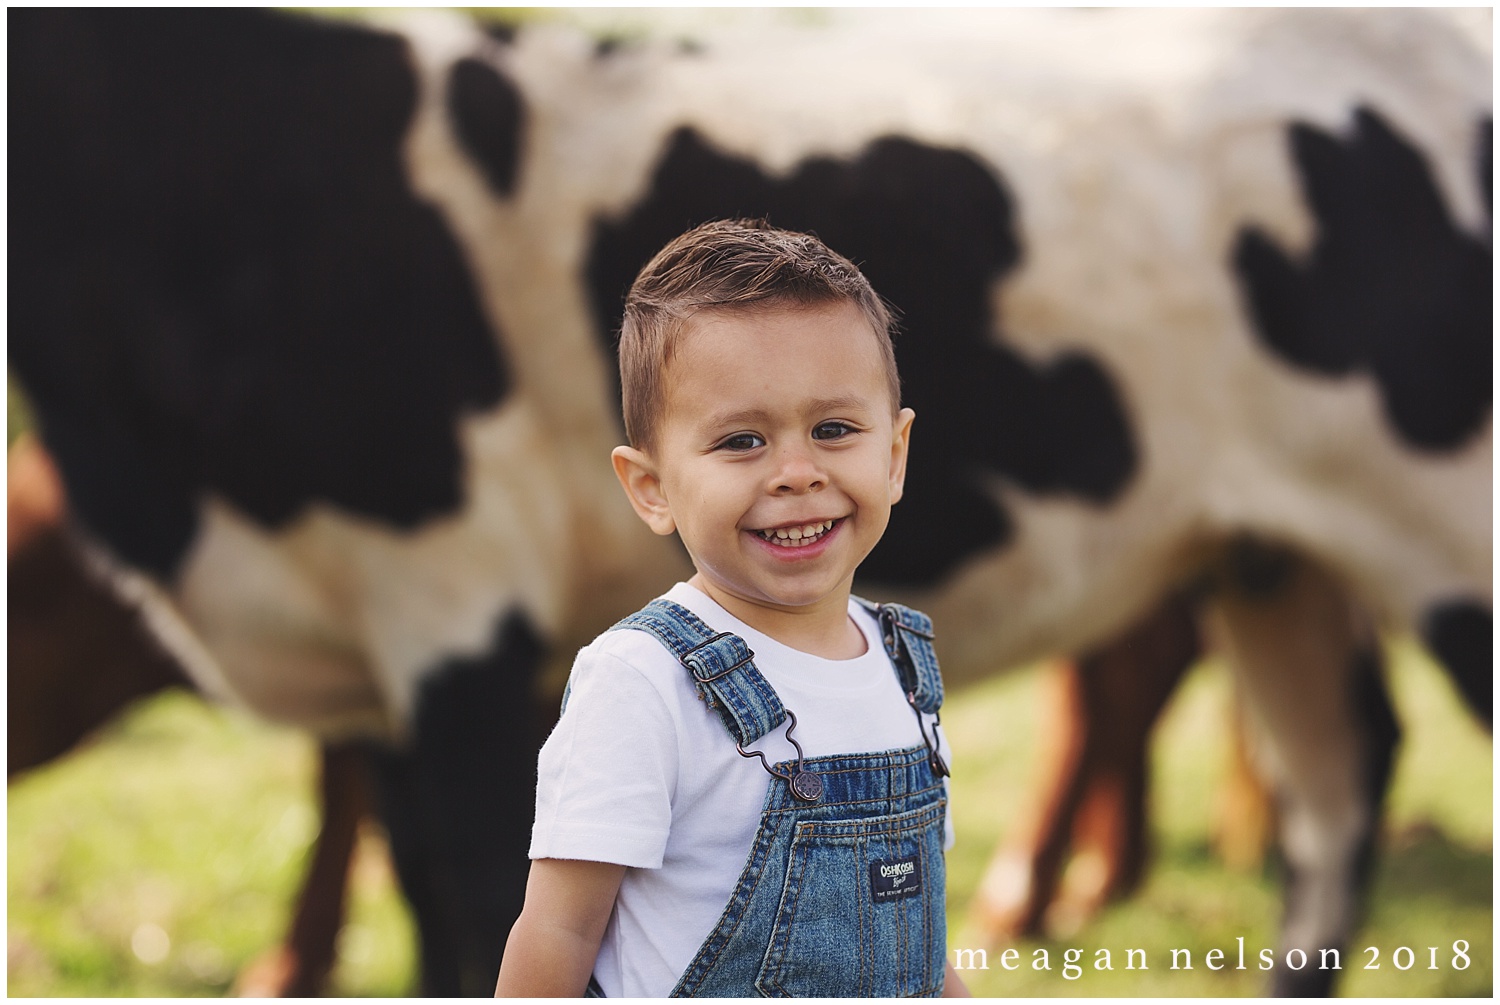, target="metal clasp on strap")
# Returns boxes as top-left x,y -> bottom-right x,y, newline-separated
736,708 -> 824,802
878,605 -> 933,646
907,691 -> 950,778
